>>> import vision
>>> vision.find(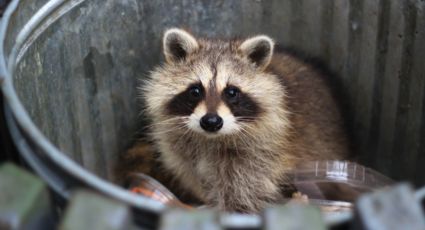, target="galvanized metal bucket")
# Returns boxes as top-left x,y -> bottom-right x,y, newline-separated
1,0 -> 425,228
